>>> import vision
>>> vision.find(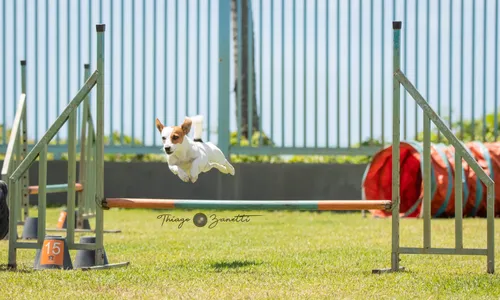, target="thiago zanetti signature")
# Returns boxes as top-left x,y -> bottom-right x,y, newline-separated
157,213 -> 262,229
